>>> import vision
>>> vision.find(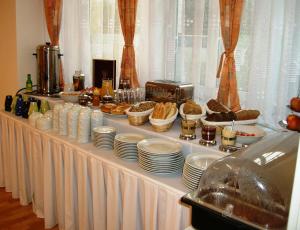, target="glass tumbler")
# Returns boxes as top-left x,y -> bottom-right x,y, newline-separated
28,101 -> 39,116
